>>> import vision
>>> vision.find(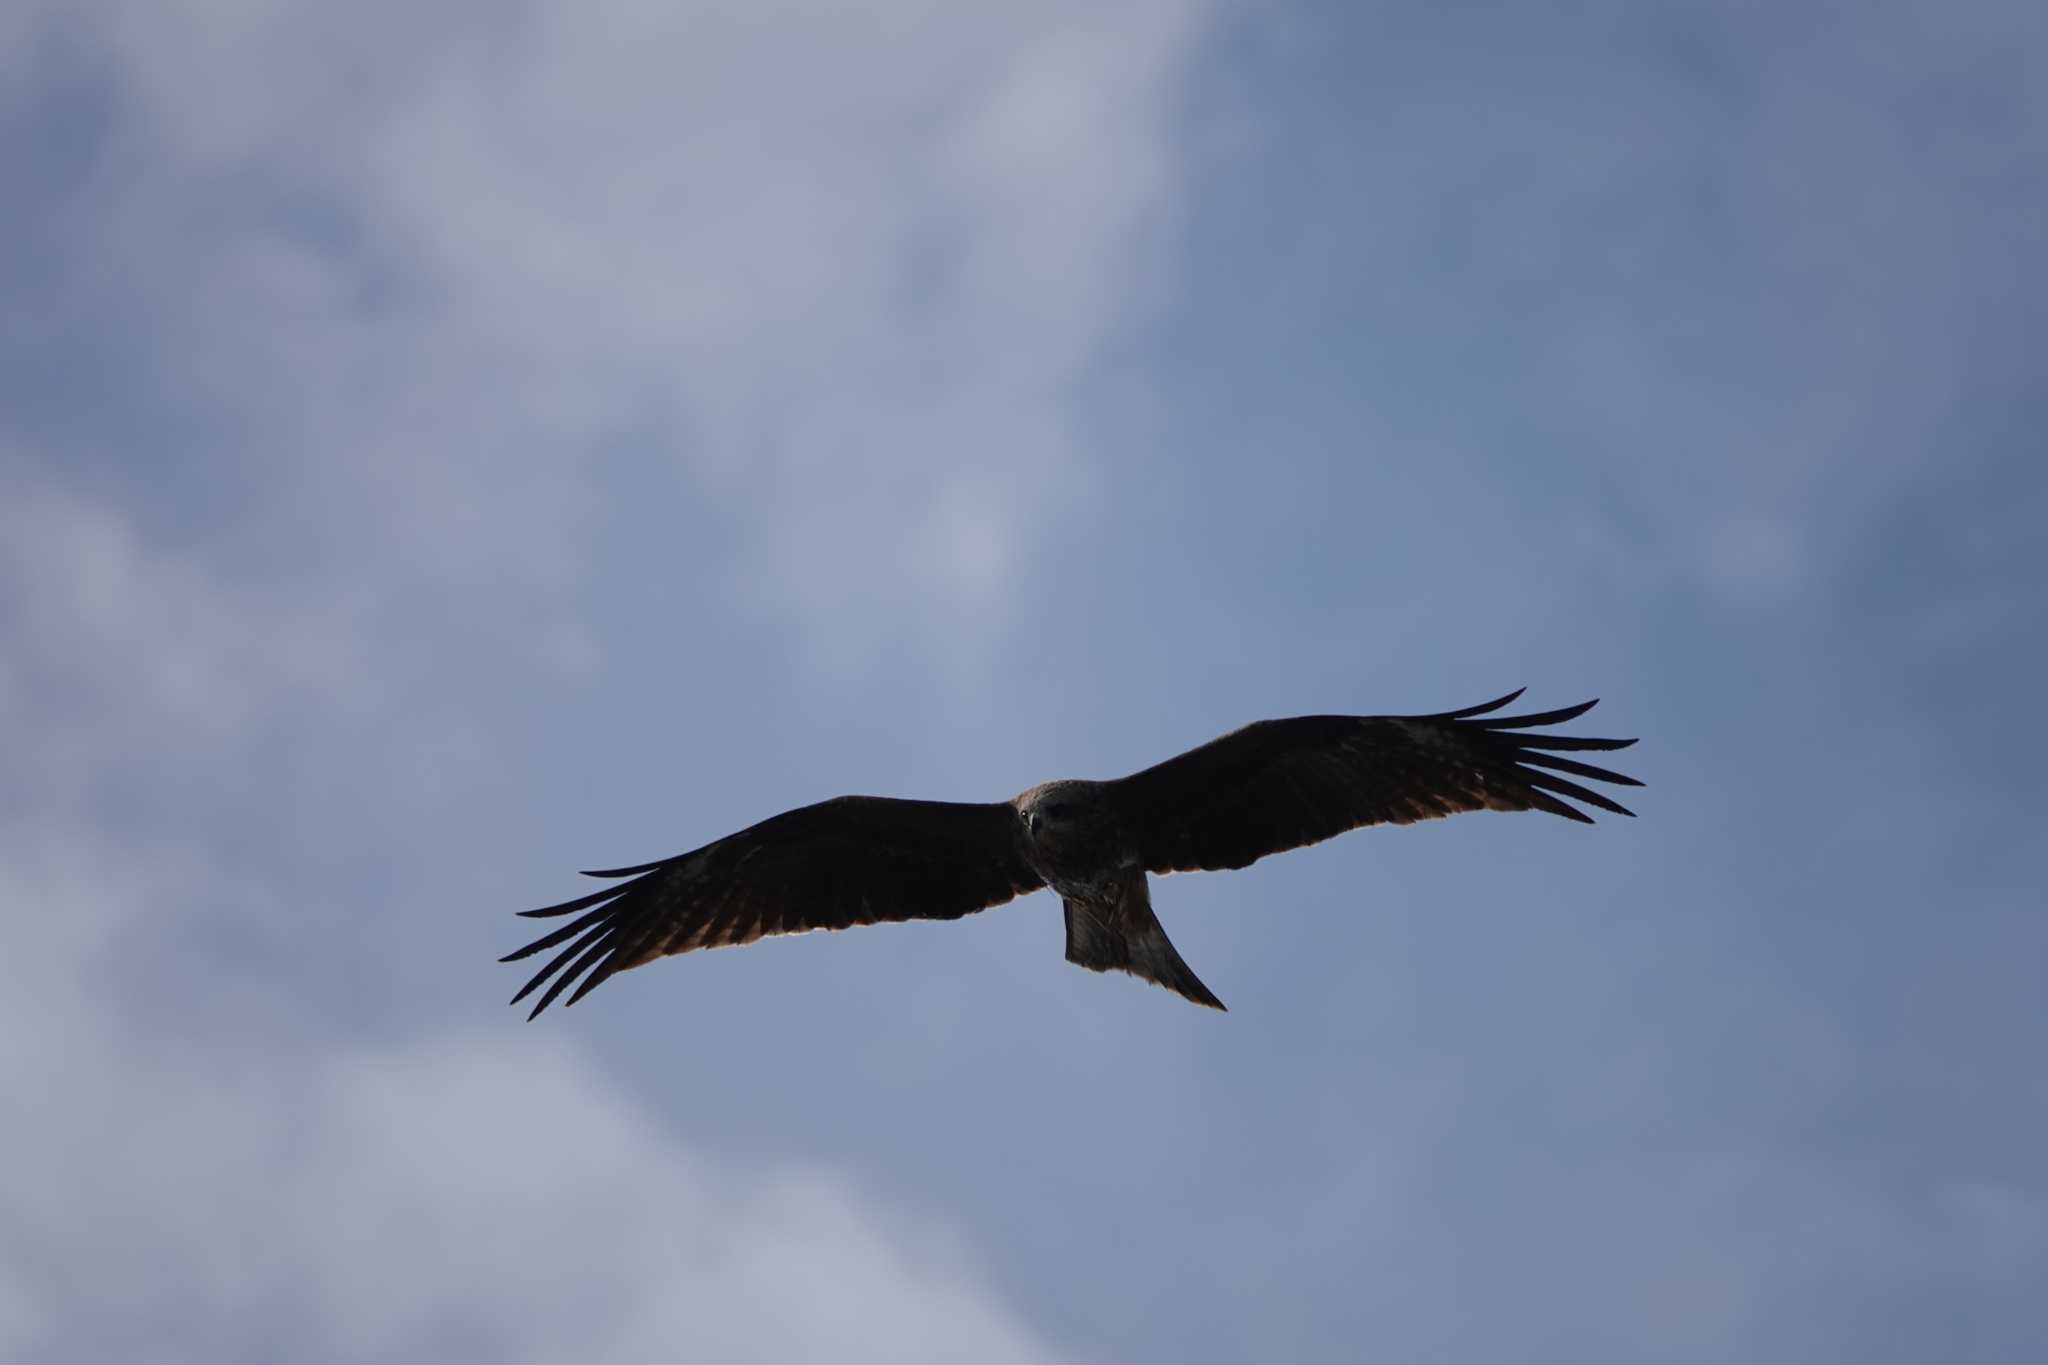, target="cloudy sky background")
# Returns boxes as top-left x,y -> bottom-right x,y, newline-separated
4,1 -> 2044,1360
